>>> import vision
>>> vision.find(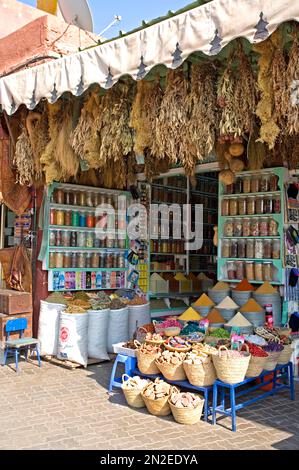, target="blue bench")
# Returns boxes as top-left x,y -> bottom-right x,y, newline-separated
212,362 -> 295,432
